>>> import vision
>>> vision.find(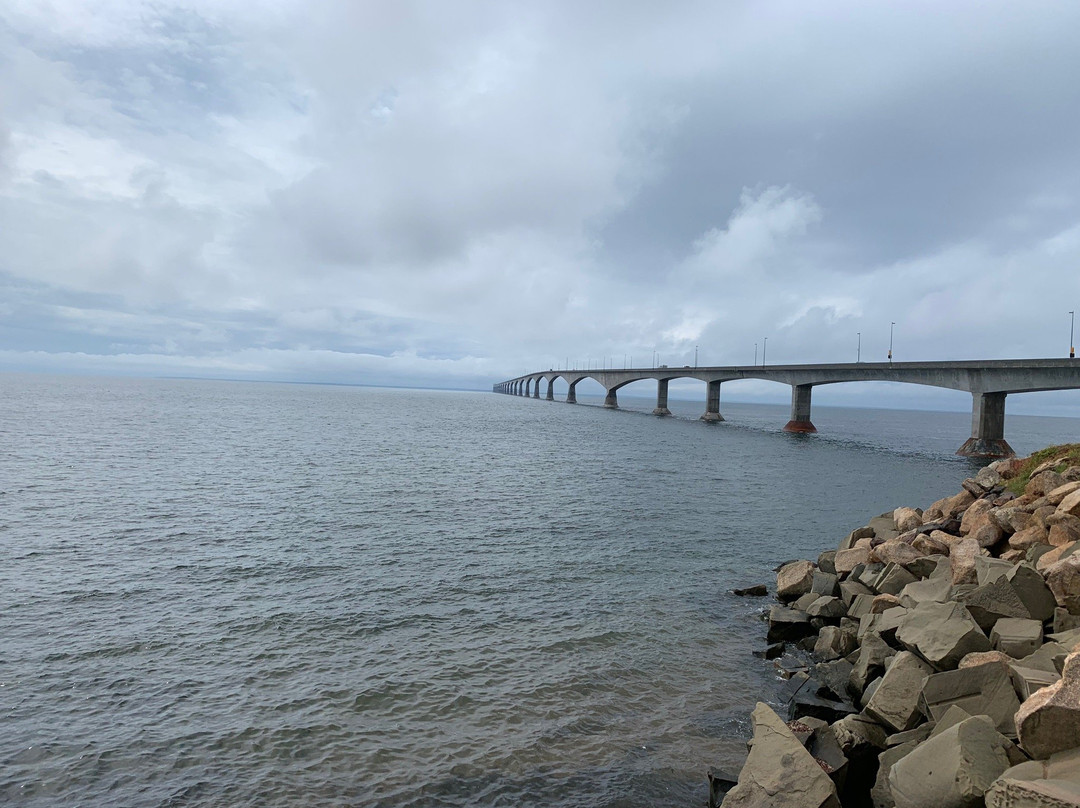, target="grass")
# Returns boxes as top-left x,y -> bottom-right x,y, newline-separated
1005,443 -> 1080,495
